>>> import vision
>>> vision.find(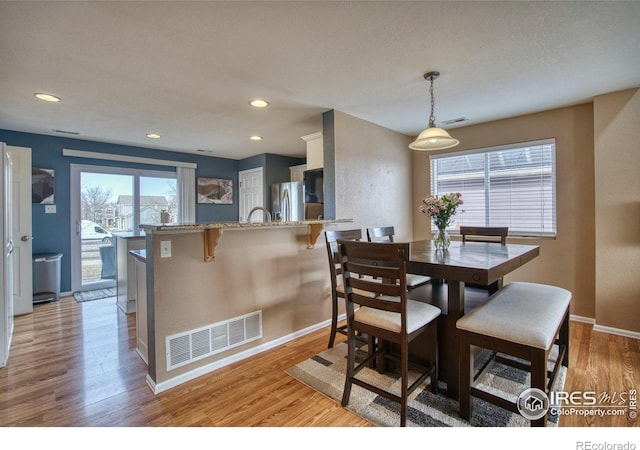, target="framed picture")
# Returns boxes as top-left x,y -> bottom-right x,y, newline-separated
32,168 -> 55,204
197,177 -> 233,204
